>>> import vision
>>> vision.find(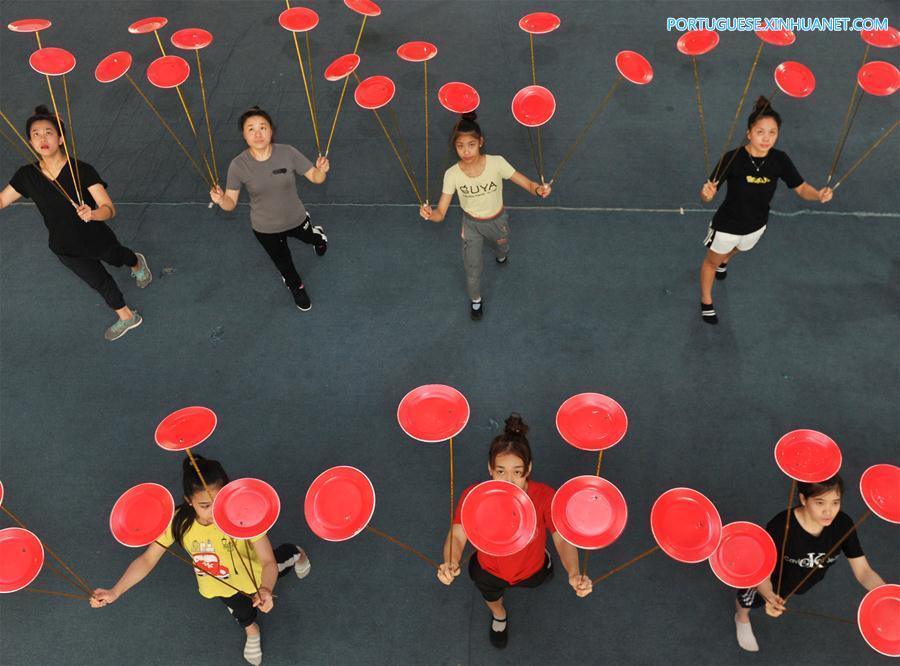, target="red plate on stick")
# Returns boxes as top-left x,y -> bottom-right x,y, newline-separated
95,51 -> 133,84
0,480 -> 4,506
438,82 -> 480,114
304,466 -> 375,541
397,384 -> 469,443
128,16 -> 168,34
355,75 -> 395,110
615,50 -> 653,85
396,41 -> 437,62
0,528 -> 43,593
858,61 -> 900,96
709,521 -> 777,588
556,393 -> 628,451
213,478 -> 281,540
861,27 -> 900,49
29,47 -> 76,76
154,406 -> 217,451
8,19 -> 52,33
109,483 -> 175,548
171,28 -> 213,50
860,464 -> 900,523
774,61 -> 816,98
651,488 -> 722,563
551,476 -> 627,549
324,53 -> 361,82
858,584 -> 900,657
518,12 -> 561,34
774,429 -> 841,482
460,480 -> 537,557
344,0 -> 382,17
676,30 -> 720,56
511,85 -> 556,127
755,26 -> 796,46
279,7 -> 319,33
147,55 -> 190,89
